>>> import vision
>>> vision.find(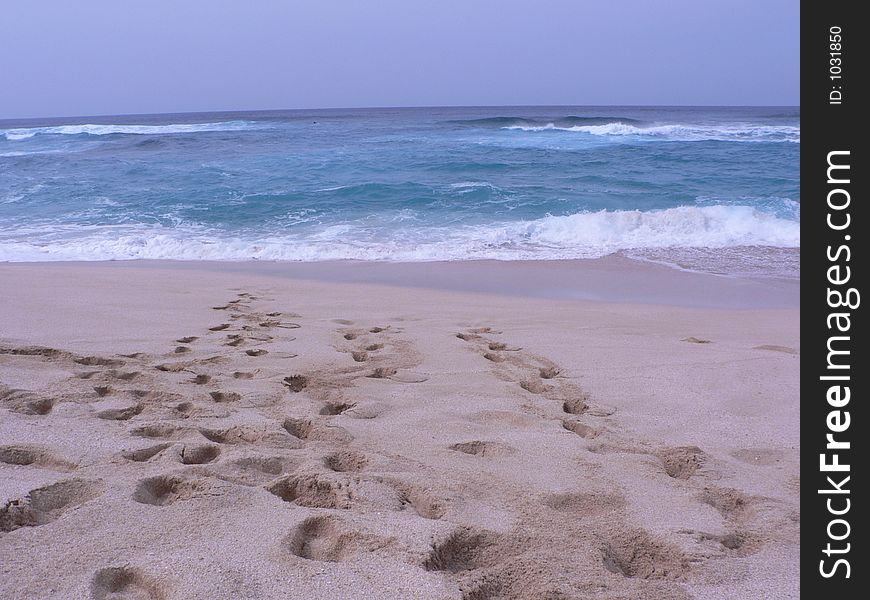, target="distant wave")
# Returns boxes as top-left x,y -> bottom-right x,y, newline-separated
0,205 -> 799,263
452,116 -> 646,129
1,121 -> 263,141
451,115 -> 799,143
505,122 -> 800,143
